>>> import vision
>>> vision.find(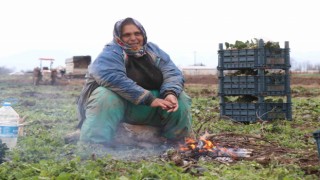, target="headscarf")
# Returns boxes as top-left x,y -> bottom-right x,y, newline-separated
113,17 -> 147,58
